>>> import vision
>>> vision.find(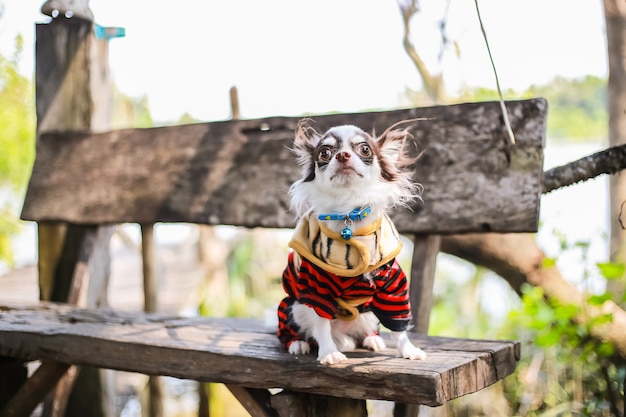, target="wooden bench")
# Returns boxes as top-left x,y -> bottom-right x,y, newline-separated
0,99 -> 546,416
